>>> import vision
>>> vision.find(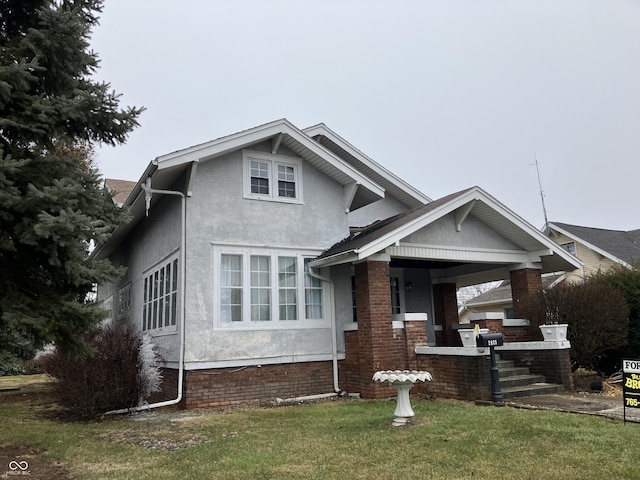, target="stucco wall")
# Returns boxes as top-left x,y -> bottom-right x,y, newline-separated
101,187 -> 183,364
181,143 -> 353,367
404,212 -> 519,250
